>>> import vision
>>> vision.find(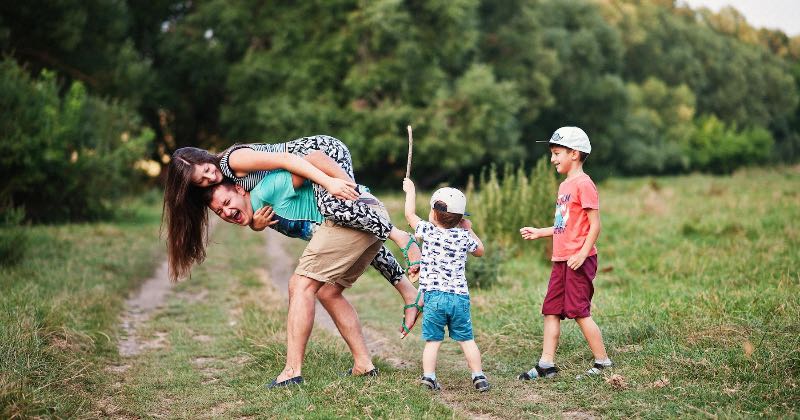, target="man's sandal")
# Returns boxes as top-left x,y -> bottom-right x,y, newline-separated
400,290 -> 424,339
401,235 -> 421,283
